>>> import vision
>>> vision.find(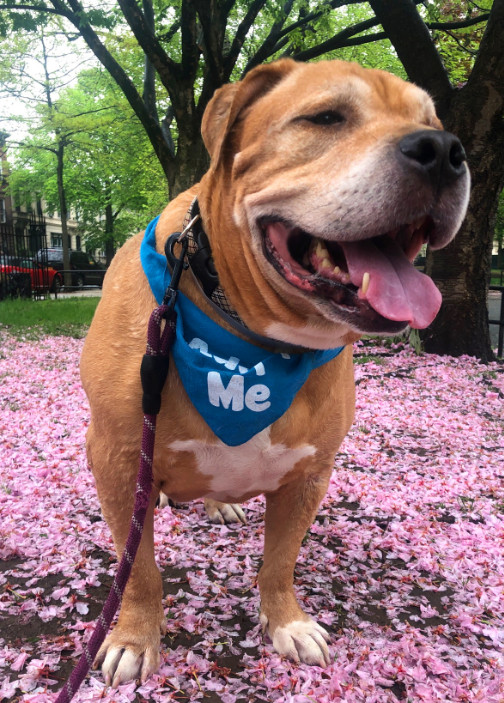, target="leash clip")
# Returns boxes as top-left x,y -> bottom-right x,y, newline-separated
163,234 -> 189,310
